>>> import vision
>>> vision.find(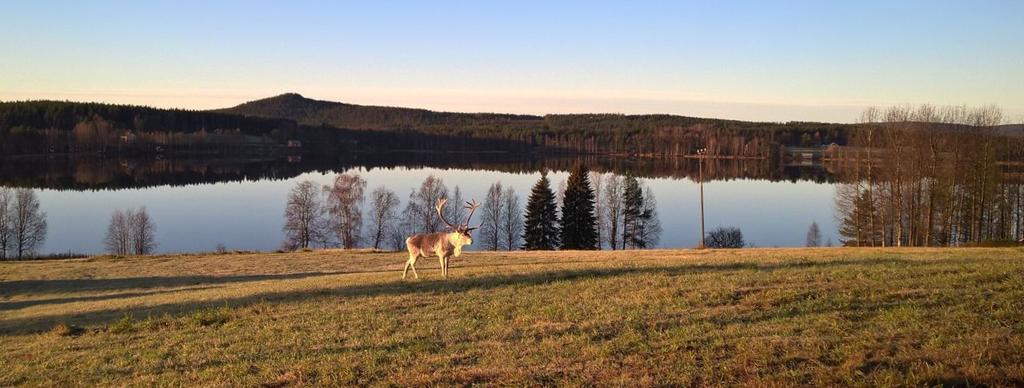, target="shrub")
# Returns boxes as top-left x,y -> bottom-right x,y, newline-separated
705,227 -> 745,248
